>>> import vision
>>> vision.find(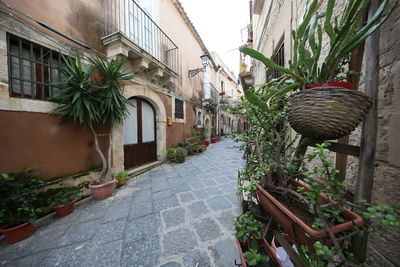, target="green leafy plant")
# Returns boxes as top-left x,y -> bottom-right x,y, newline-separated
239,0 -> 399,102
51,53 -> 134,184
167,147 -> 188,163
234,212 -> 264,243
194,144 -> 206,151
0,169 -> 43,227
299,142 -> 348,230
113,171 -> 128,181
243,240 -> 270,266
178,140 -> 194,155
48,187 -> 80,207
